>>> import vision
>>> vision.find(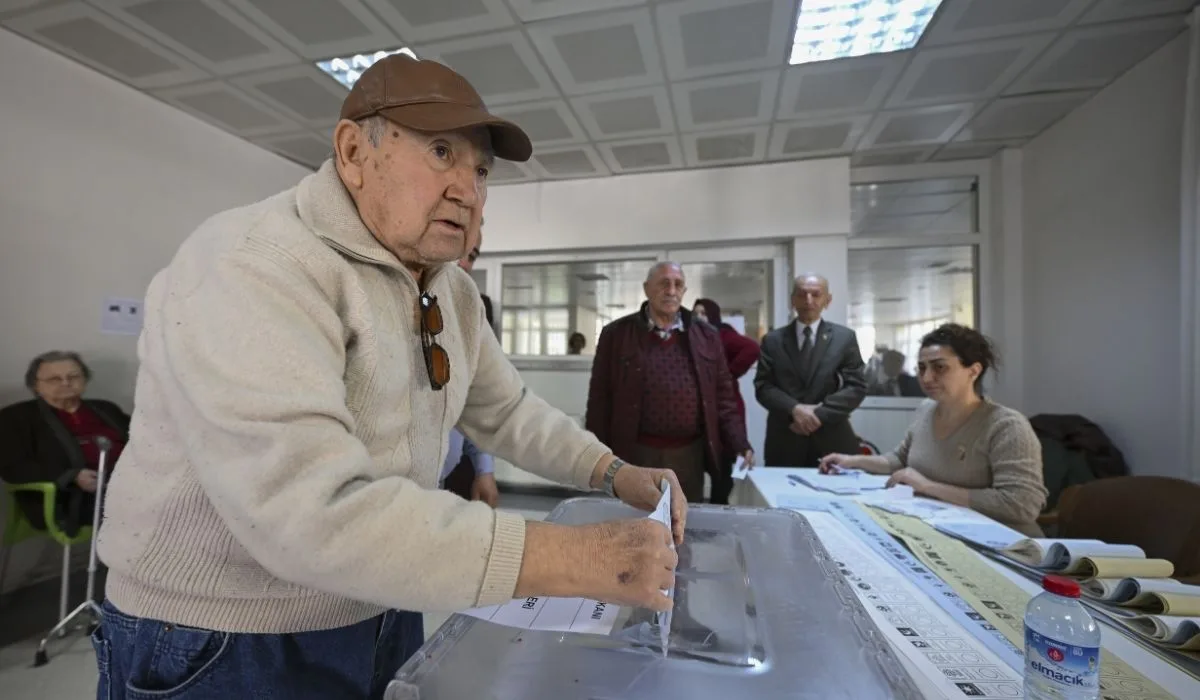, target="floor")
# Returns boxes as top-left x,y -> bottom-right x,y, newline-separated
0,493 -> 562,699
